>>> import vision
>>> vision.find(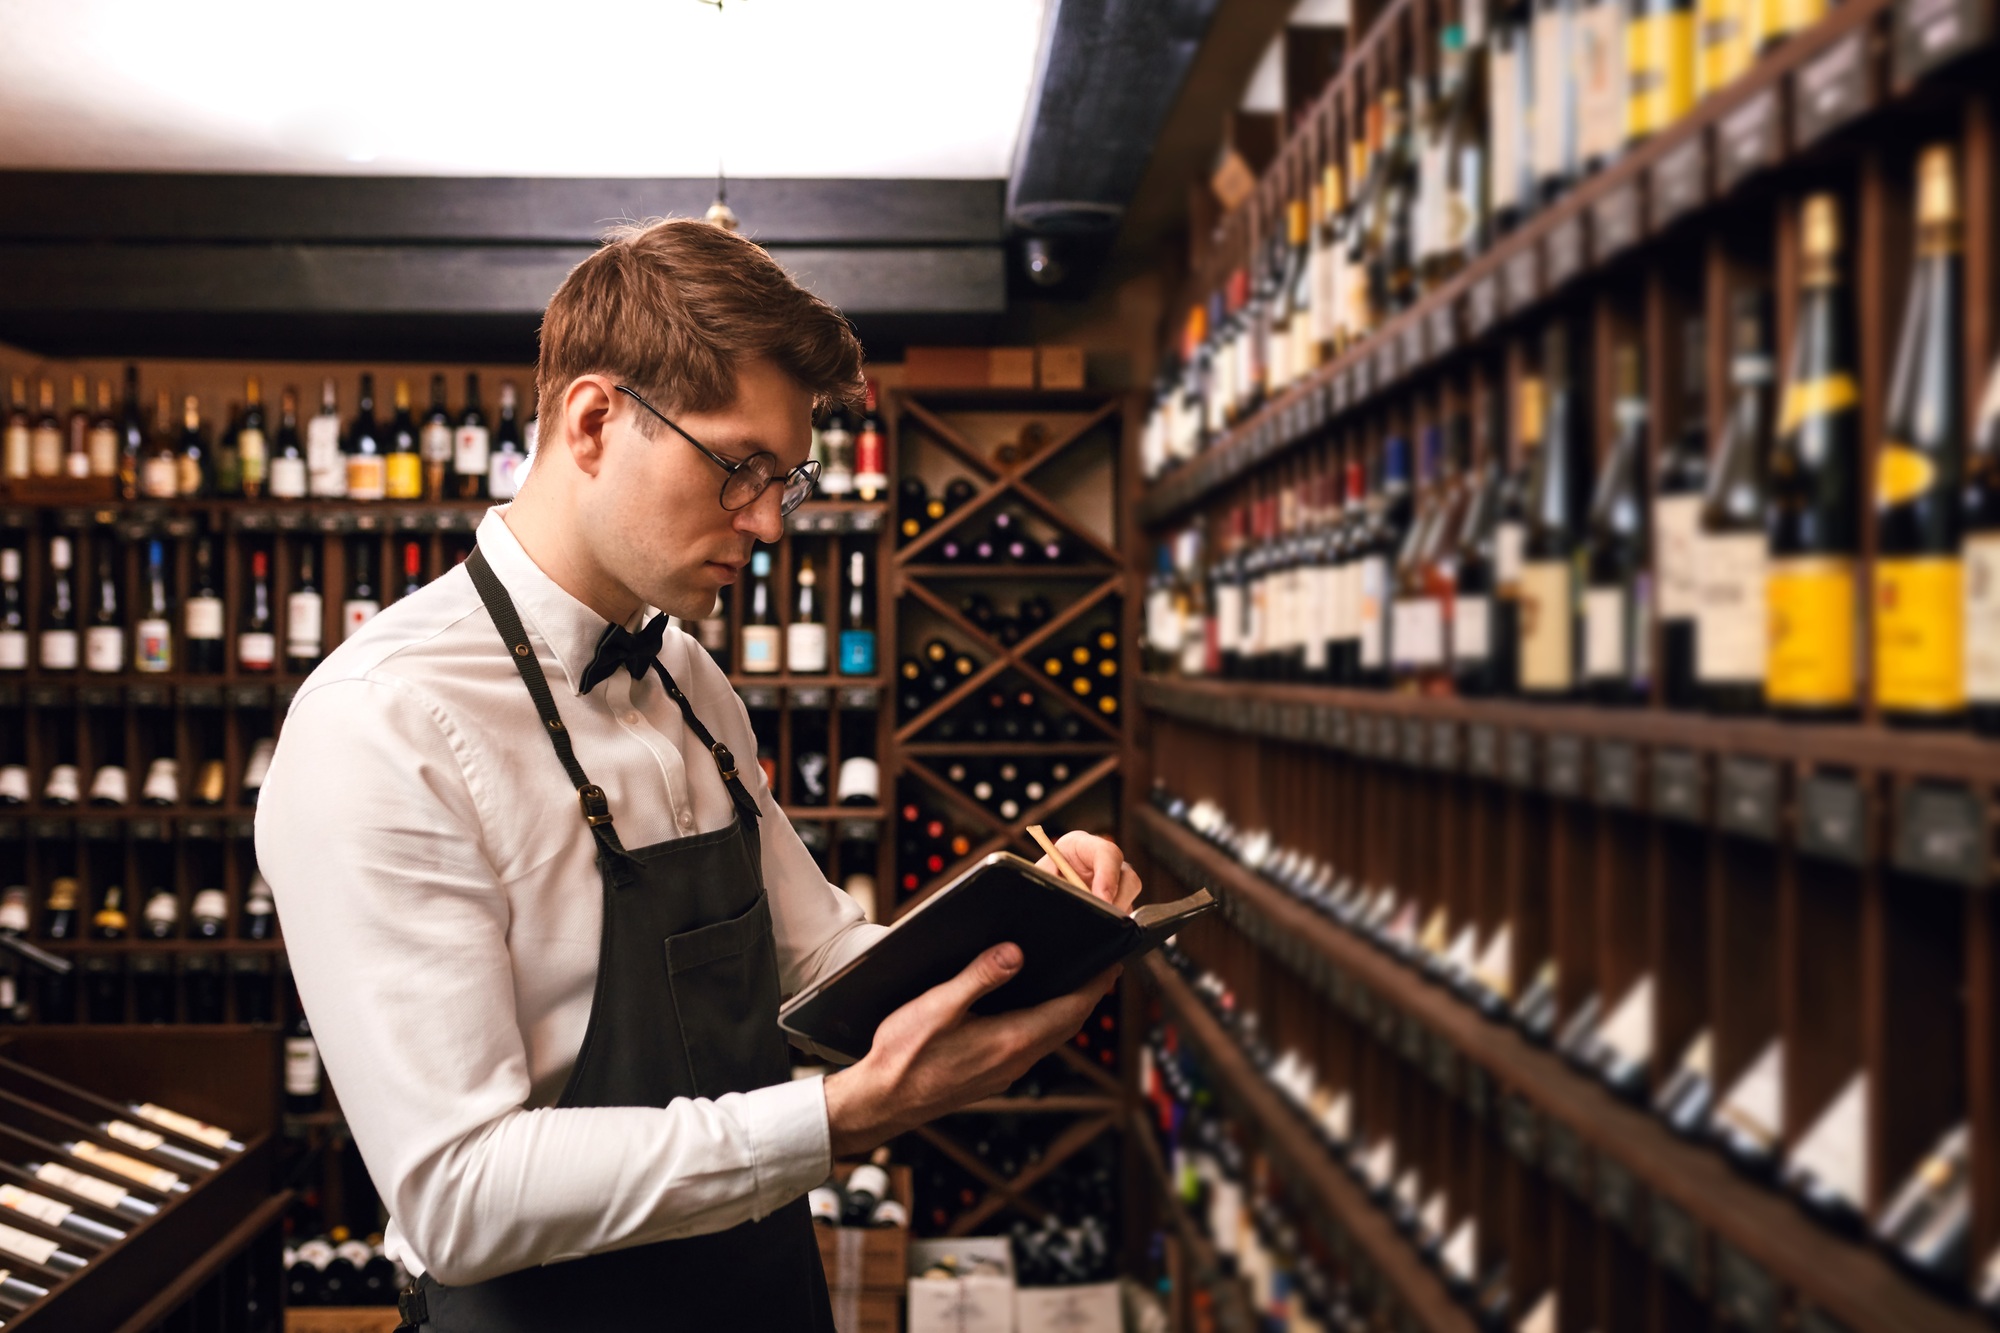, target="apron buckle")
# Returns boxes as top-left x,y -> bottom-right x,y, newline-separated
710,743 -> 737,780
396,1283 -> 429,1329
578,784 -> 615,826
